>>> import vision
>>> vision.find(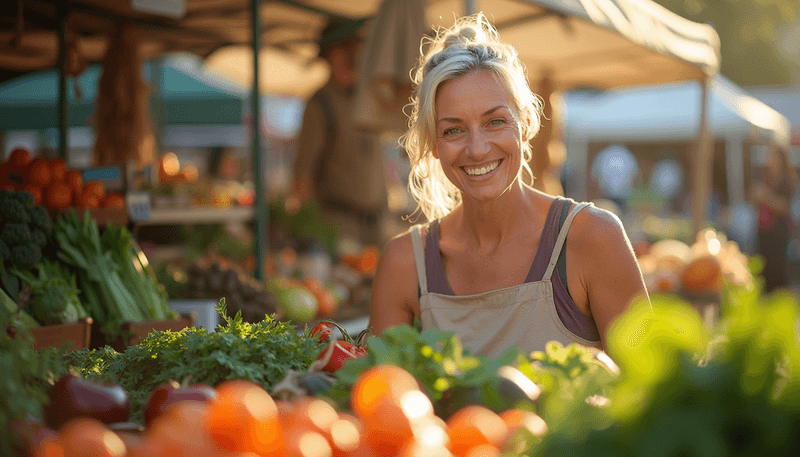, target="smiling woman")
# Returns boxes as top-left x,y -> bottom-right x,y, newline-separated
368,13 -> 651,359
